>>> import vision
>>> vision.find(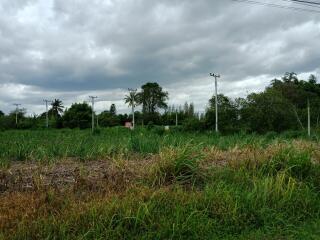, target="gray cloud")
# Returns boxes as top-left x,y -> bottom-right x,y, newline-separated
0,0 -> 320,114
